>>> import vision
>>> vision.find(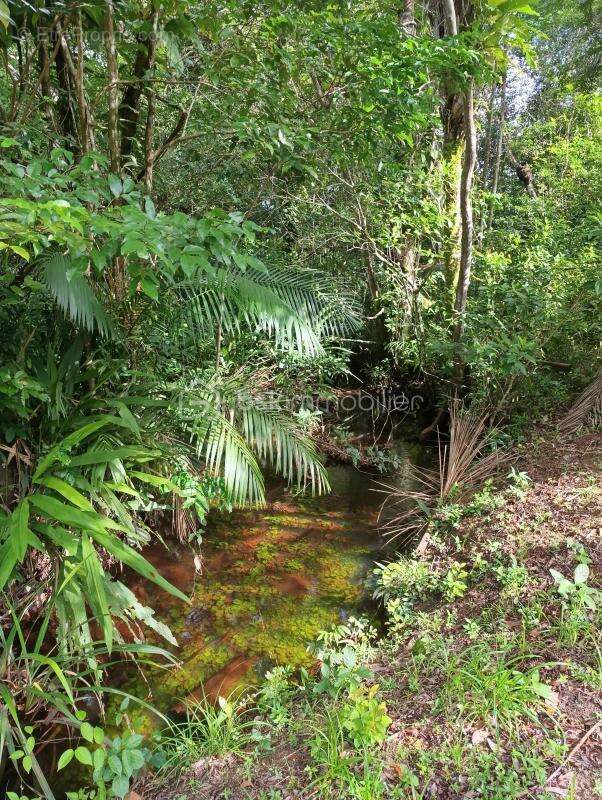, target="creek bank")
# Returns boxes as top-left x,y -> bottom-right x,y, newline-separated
145,427 -> 601,799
